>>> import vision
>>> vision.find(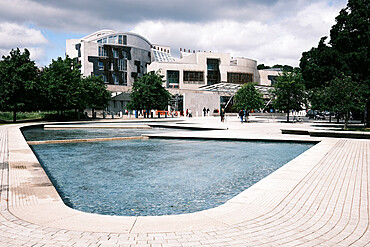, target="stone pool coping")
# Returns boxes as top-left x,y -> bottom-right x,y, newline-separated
2,119 -> 369,246
8,122 -> 325,233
